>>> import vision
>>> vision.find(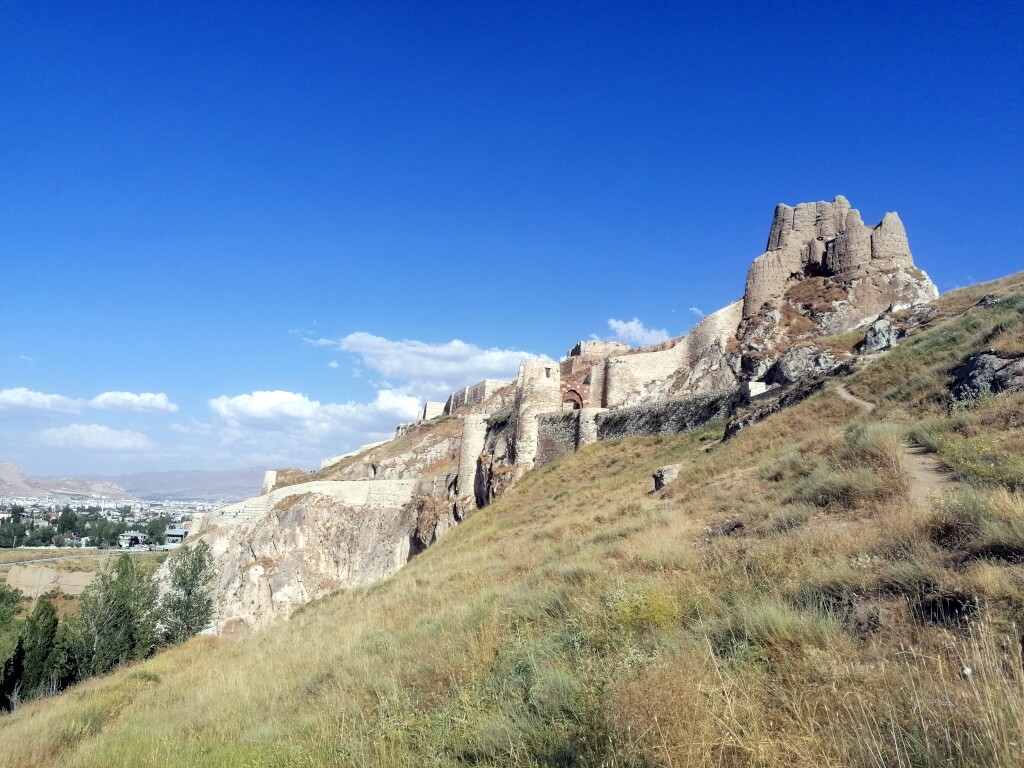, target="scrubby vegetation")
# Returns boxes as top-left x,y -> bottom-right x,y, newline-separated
1,273 -> 1023,766
0,543 -> 213,713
